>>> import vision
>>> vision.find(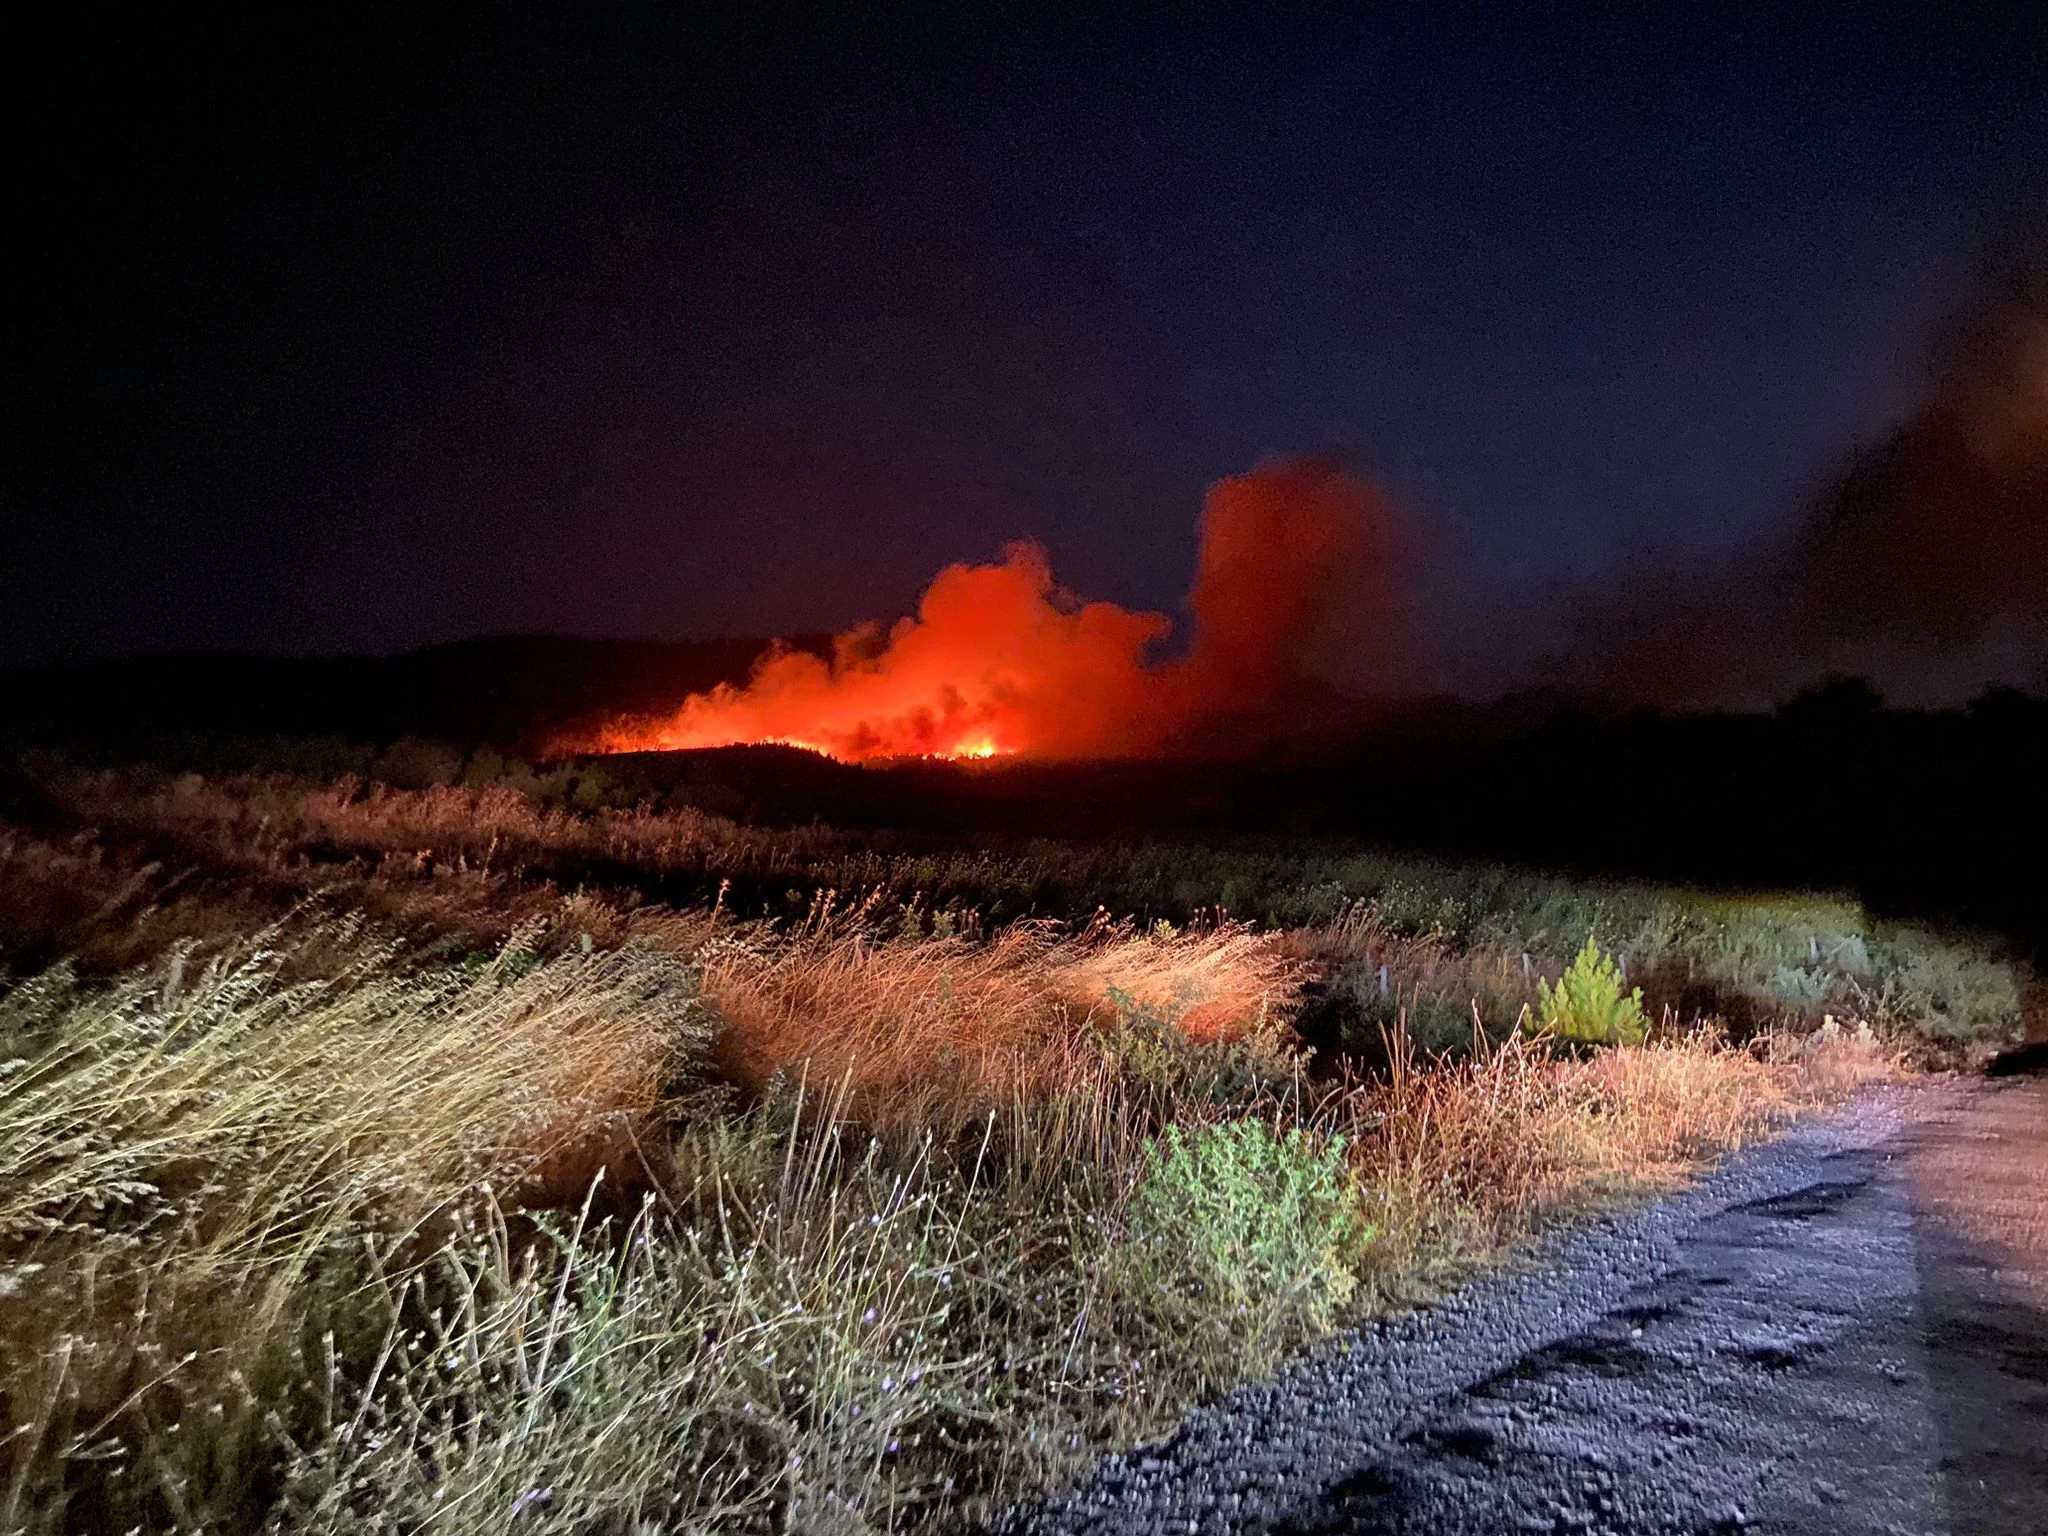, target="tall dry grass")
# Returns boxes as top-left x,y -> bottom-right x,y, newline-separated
1342,1013 -> 1896,1303
47,771 -> 777,881
29,765 -> 2025,1057
0,917 -> 706,1532
696,901 -> 1301,1126
0,767 -> 1923,1532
